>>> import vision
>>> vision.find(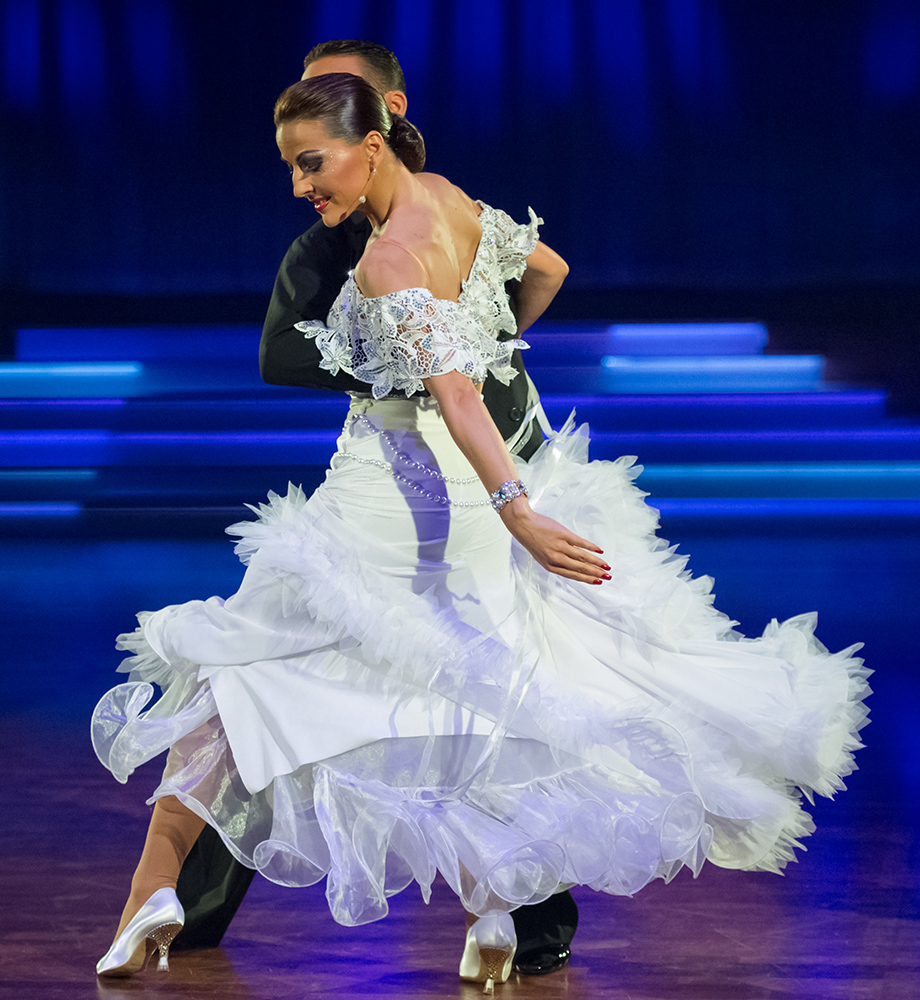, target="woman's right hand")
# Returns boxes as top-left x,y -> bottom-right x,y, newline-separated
500,500 -> 610,584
